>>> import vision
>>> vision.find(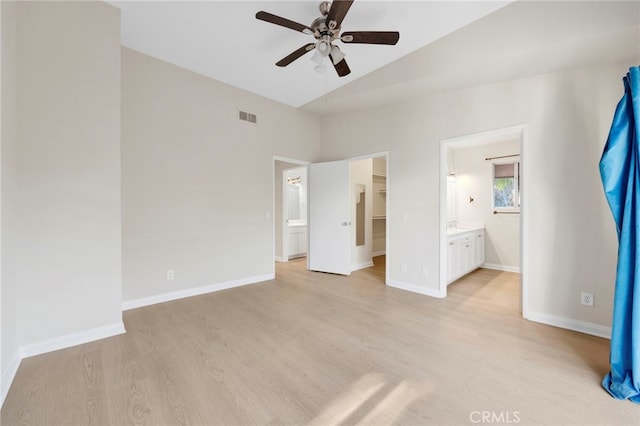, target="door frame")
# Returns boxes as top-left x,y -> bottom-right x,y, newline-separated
439,125 -> 528,316
273,156 -> 309,266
